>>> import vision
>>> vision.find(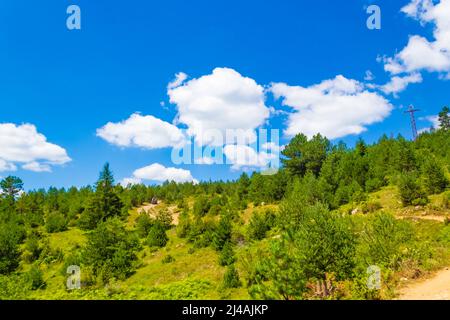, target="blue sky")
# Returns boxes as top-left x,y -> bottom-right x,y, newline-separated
1,0 -> 449,190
